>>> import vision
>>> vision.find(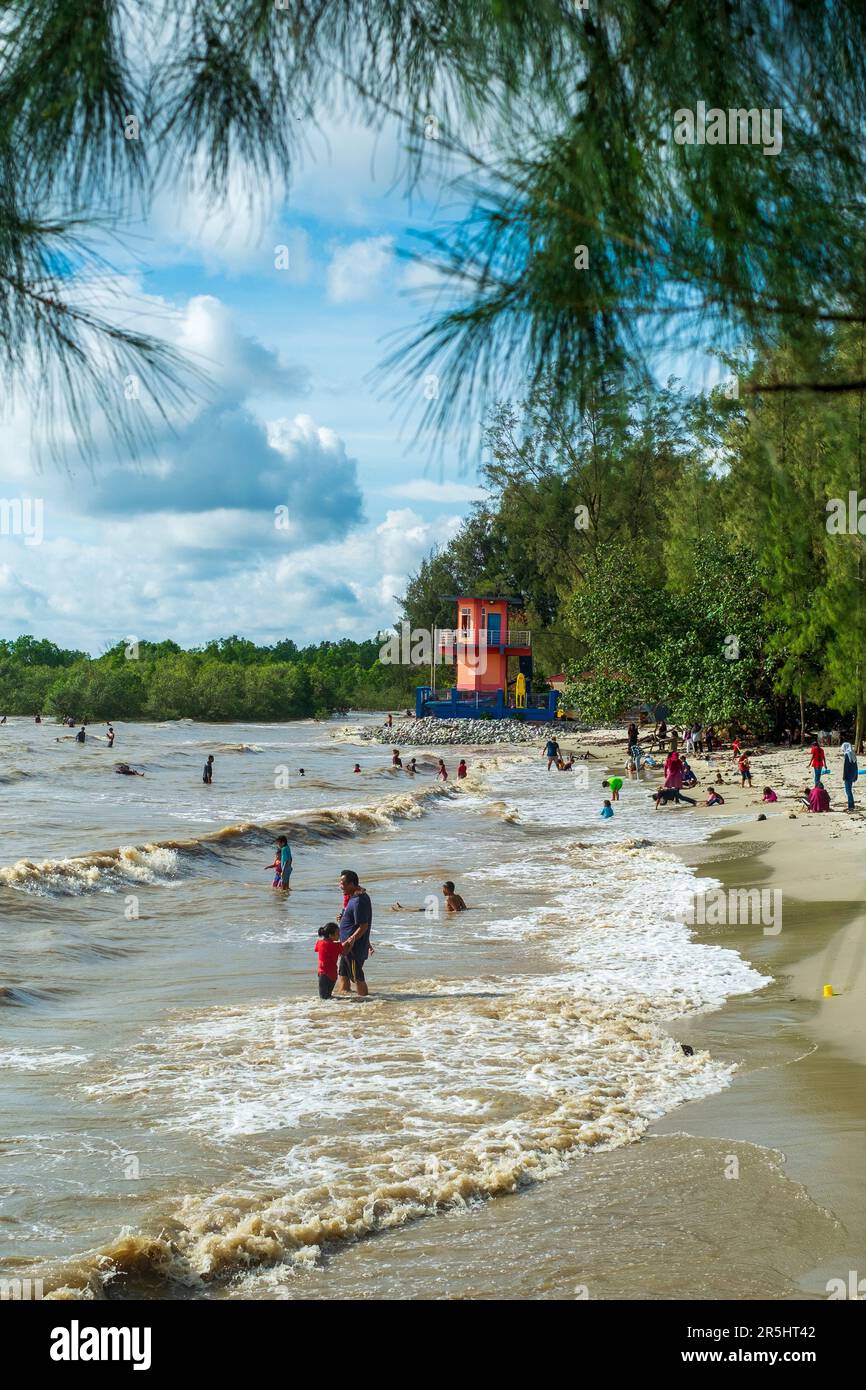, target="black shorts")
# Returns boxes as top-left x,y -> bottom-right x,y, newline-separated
318,974 -> 336,999
338,952 -> 366,983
